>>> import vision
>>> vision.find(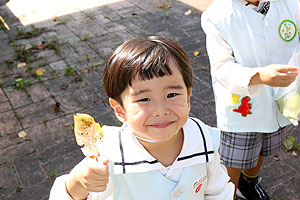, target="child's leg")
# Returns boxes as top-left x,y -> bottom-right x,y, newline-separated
219,131 -> 263,199
243,155 -> 264,179
225,156 -> 264,199
224,166 -> 242,198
